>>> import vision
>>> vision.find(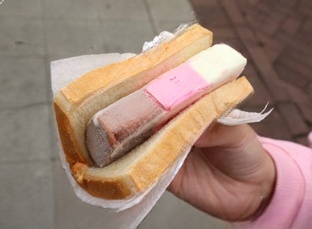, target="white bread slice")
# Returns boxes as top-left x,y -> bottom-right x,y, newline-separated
71,77 -> 254,200
54,24 -> 213,166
